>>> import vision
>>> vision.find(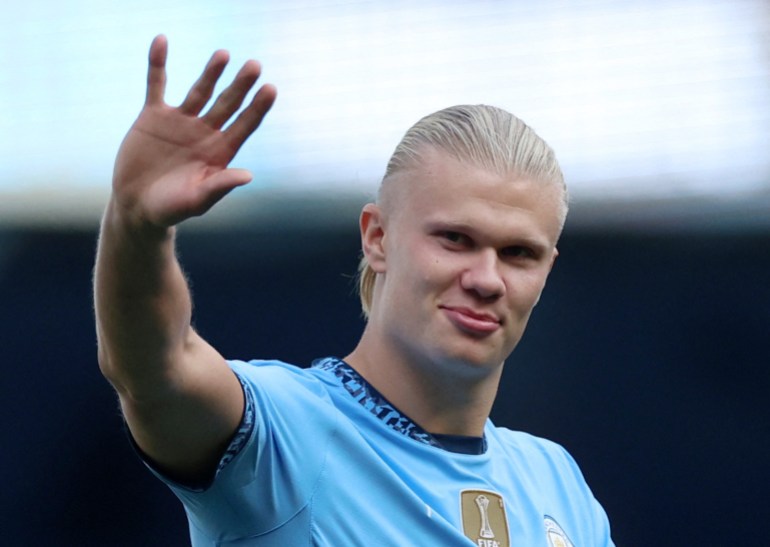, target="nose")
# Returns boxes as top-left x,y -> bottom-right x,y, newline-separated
460,248 -> 505,300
